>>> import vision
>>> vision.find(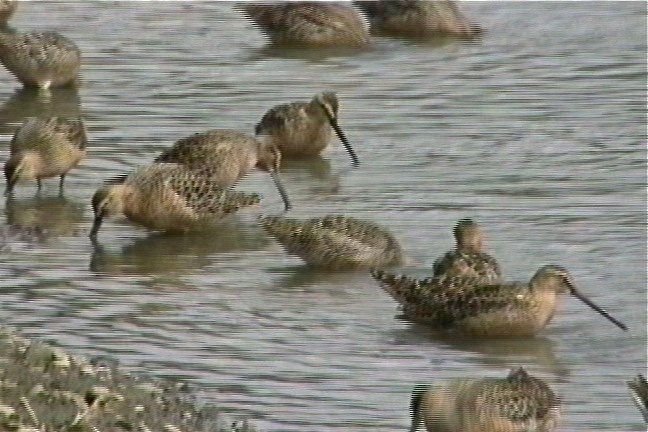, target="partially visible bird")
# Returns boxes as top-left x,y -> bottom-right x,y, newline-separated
432,218 -> 501,283
259,214 -> 404,269
409,368 -> 561,432
0,30 -> 81,89
255,91 -> 359,165
90,164 -> 261,238
238,1 -> 370,47
4,116 -> 87,194
627,374 -> 648,423
354,0 -> 482,39
155,129 -> 291,211
0,0 -> 17,27
371,265 -> 628,336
